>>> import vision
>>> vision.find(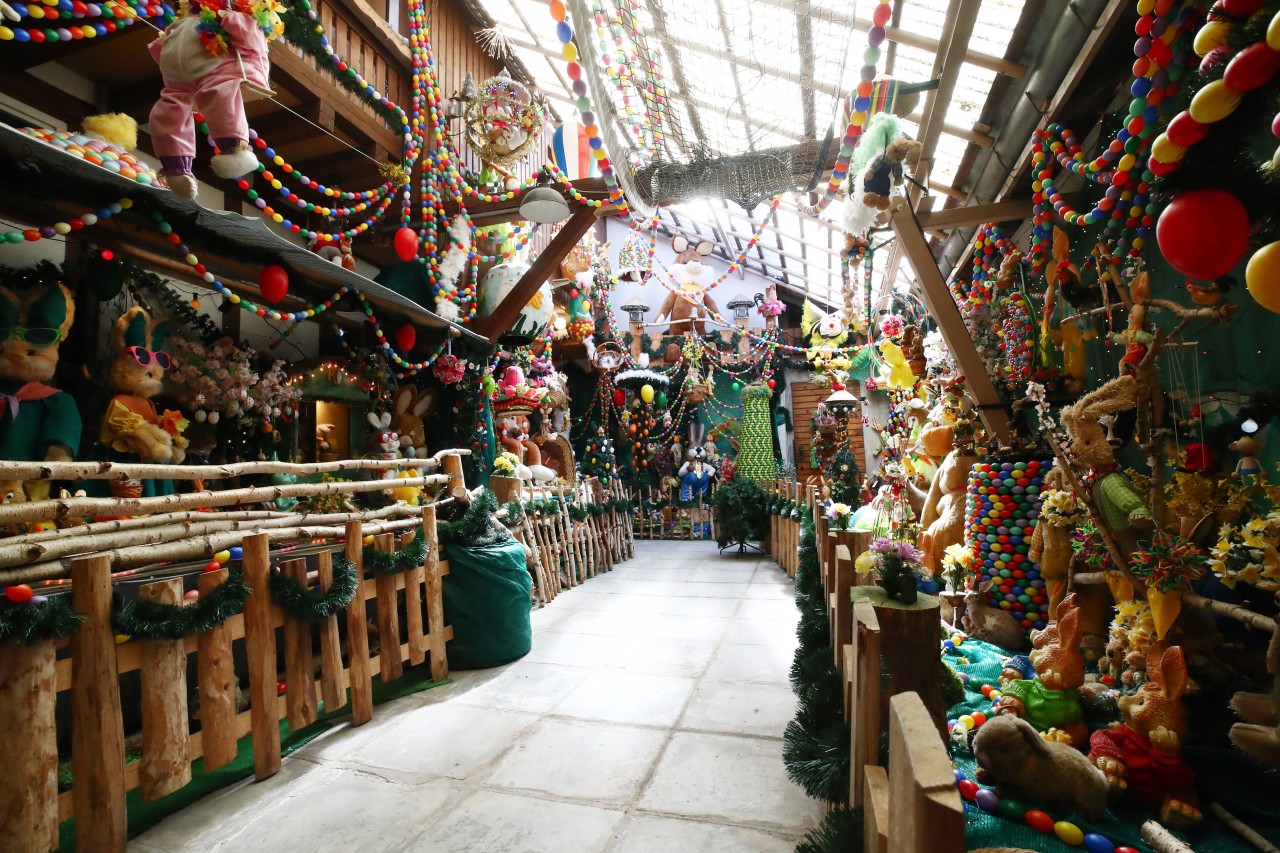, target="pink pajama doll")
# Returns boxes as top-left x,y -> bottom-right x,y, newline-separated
147,0 -> 284,198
